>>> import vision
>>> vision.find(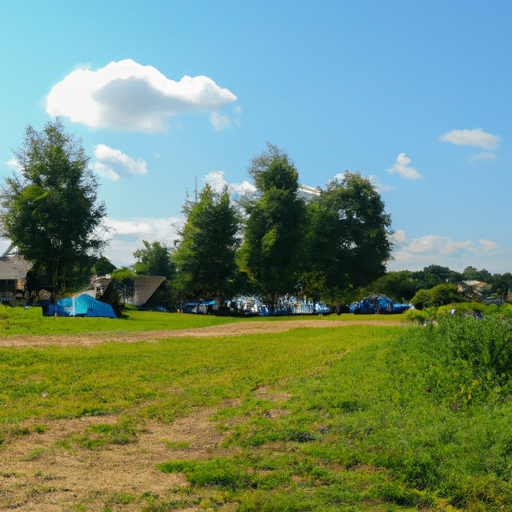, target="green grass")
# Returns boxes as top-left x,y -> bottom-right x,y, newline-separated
4,315 -> 511,510
0,305 -> 248,336
0,304 -> 406,337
